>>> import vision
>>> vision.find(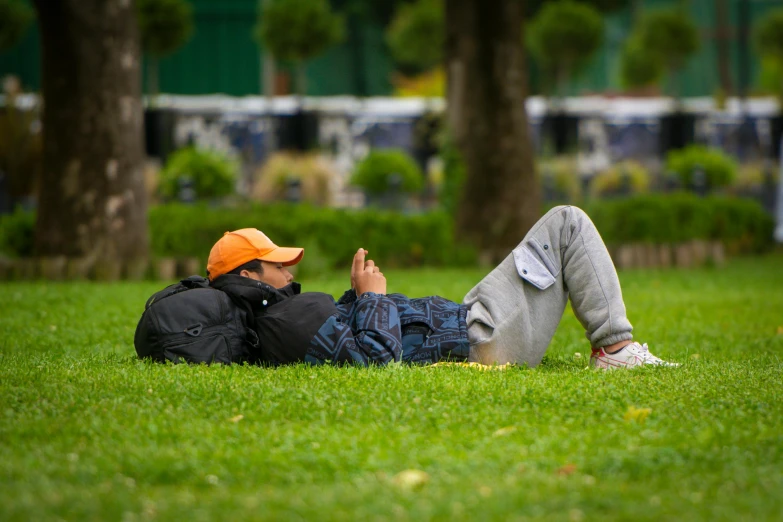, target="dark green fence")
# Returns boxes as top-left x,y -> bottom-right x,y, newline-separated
1,0 -> 782,97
